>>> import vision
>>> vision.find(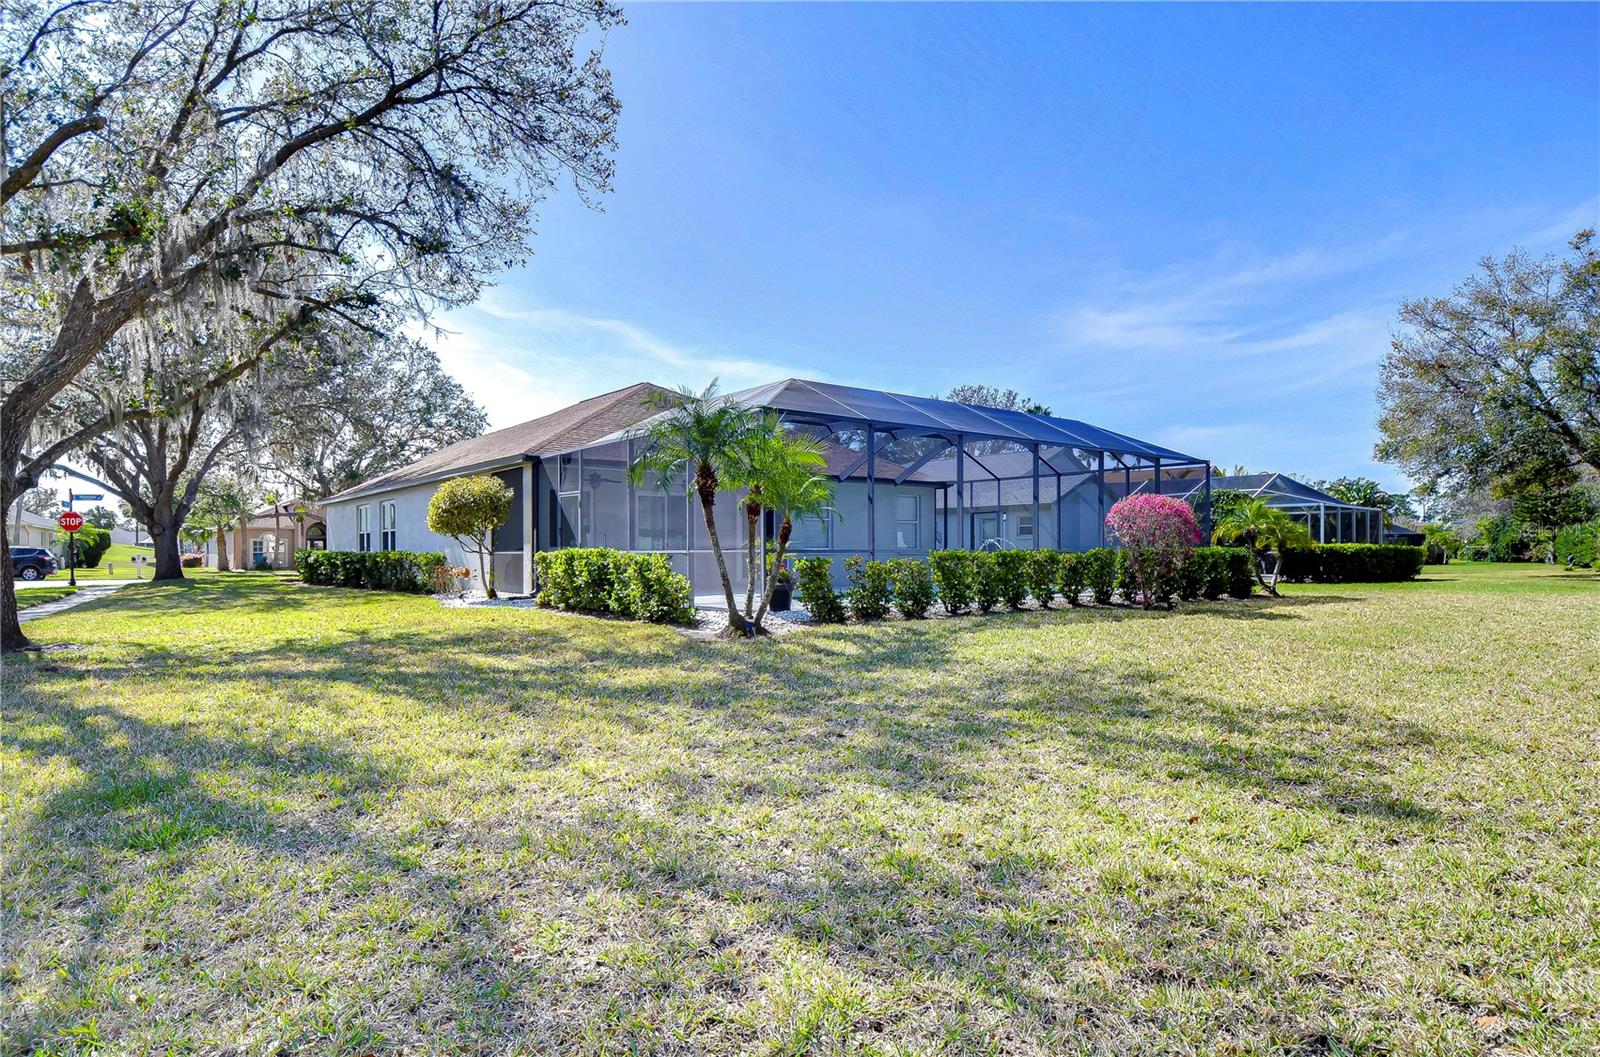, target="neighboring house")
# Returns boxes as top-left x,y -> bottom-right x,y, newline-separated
6,507 -> 61,552
222,500 -> 327,570
1159,472 -> 1386,543
321,378 -> 1208,598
